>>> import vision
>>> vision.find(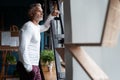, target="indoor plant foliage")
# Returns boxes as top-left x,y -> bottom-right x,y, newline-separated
41,50 -> 55,71
6,54 -> 17,64
41,50 -> 54,65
